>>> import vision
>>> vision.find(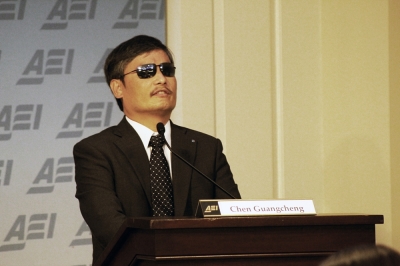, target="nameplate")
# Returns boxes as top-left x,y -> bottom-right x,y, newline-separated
195,199 -> 316,218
